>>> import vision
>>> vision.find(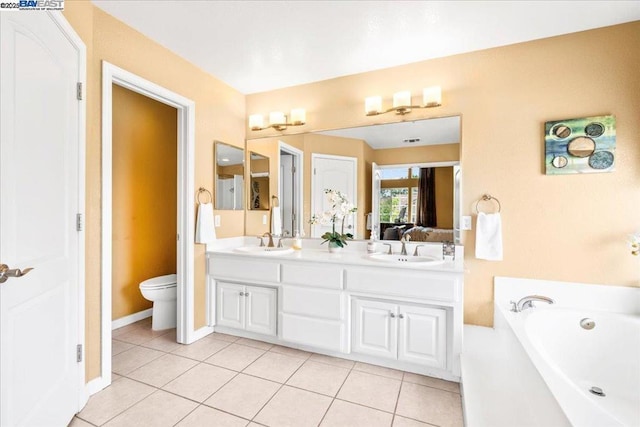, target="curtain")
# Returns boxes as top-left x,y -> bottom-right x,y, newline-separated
416,168 -> 437,227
